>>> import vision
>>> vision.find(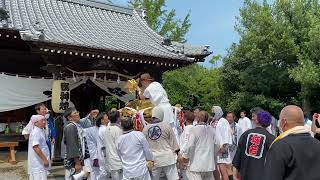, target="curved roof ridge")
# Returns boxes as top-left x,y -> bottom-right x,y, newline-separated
58,0 -> 142,15
131,10 -> 192,58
